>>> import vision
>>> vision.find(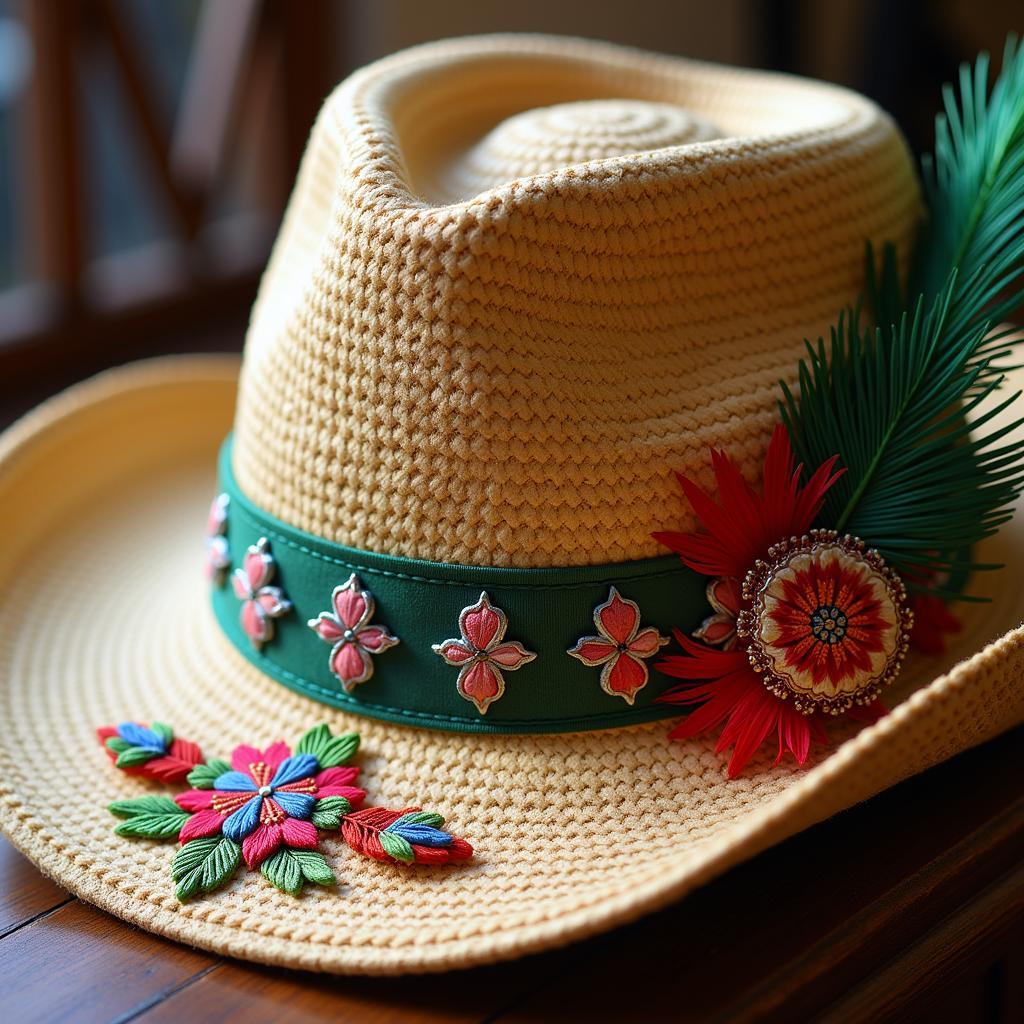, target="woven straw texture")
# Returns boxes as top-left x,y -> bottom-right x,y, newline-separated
0,359 -> 1022,975
232,34 -> 920,567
